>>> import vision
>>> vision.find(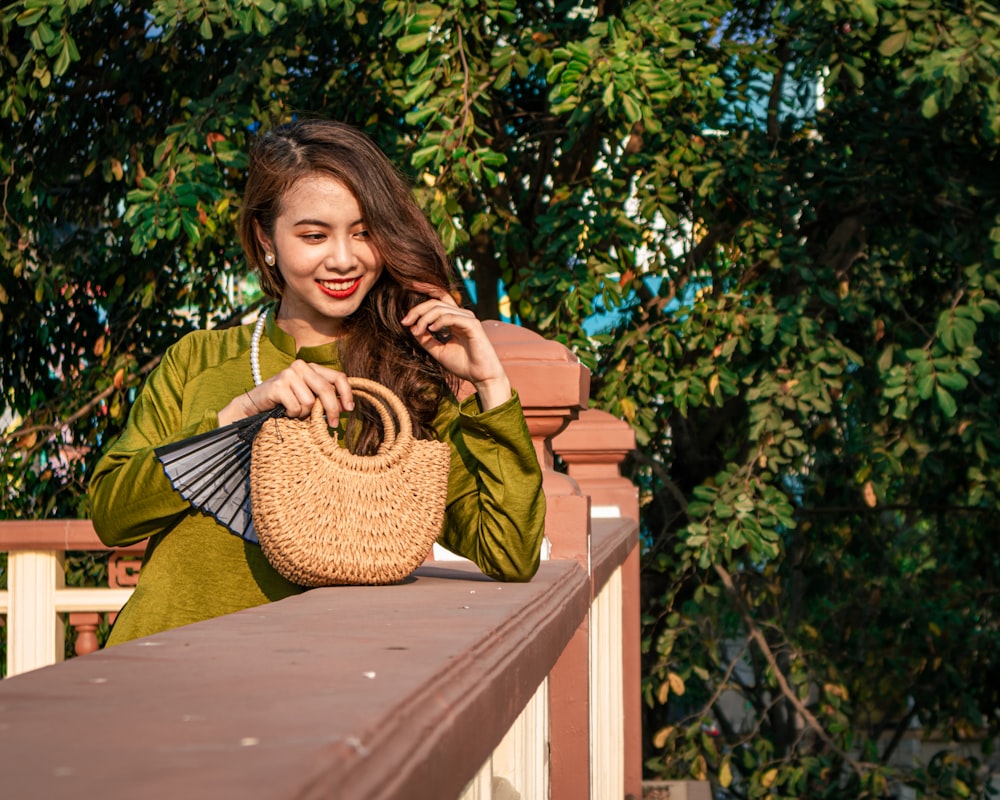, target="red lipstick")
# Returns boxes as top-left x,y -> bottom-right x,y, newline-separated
317,278 -> 361,299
